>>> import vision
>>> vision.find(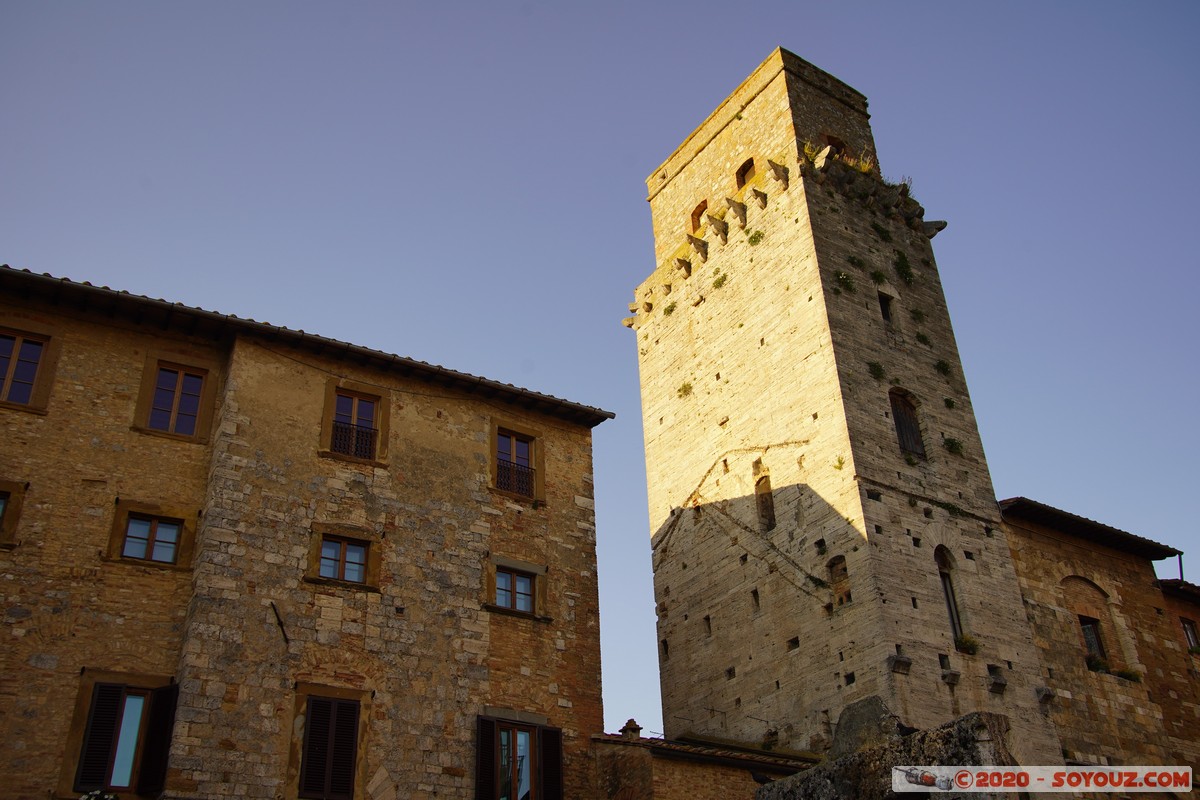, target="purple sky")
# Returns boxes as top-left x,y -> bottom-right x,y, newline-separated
4,1 -> 1198,736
